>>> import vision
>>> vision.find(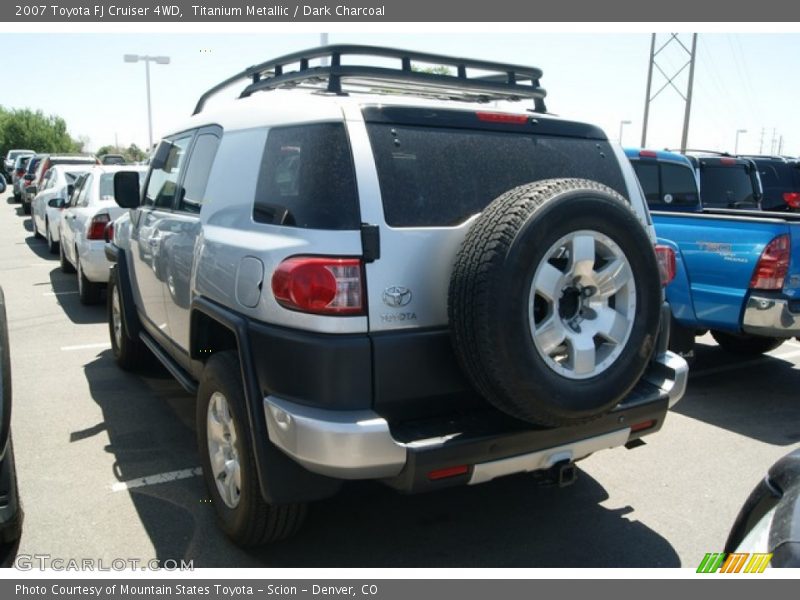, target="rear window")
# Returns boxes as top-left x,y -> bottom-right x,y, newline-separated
366,124 -> 628,227
753,160 -> 800,211
700,165 -> 758,209
253,123 -> 360,230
